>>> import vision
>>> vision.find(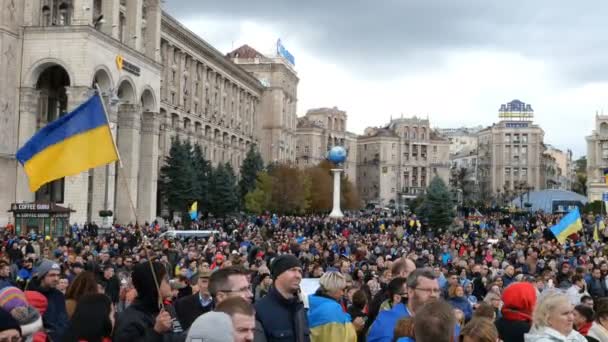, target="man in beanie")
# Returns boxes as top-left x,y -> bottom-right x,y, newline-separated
254,254 -> 310,342
30,259 -> 68,342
